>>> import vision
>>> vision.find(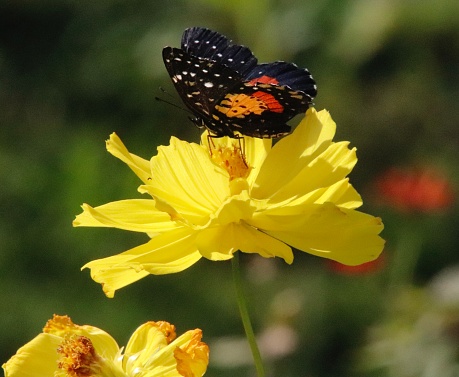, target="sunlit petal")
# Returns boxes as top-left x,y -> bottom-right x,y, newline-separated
123,322 -> 171,373
2,333 -> 61,377
251,108 -> 336,199
148,137 -> 229,217
106,133 -> 151,184
262,203 -> 384,265
267,141 -> 357,203
262,179 -> 363,216
174,330 -> 209,377
73,200 -> 179,234
83,228 -> 202,297
196,223 -> 293,263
